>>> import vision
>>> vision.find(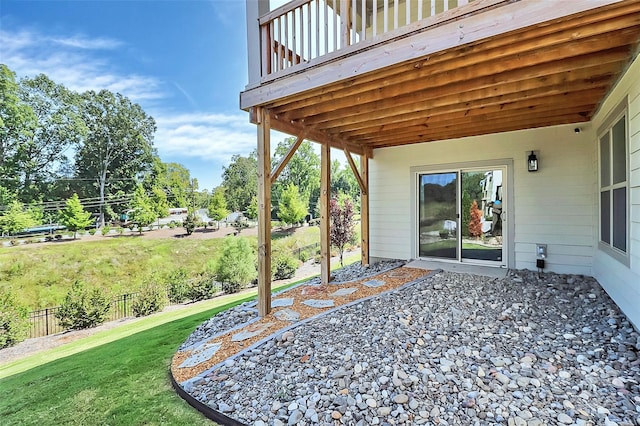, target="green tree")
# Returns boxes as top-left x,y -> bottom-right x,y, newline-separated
59,193 -> 93,239
0,201 -> 36,236
163,162 -> 192,208
331,158 -> 361,212
128,185 -> 157,234
75,90 -> 156,227
278,184 -> 307,226
272,139 -> 320,214
213,237 -> 257,294
221,152 -> 257,212
208,186 -> 228,229
246,195 -> 258,220
183,211 -> 198,236
0,65 -> 35,197
150,186 -> 169,219
330,197 -> 355,267
17,74 -> 85,201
